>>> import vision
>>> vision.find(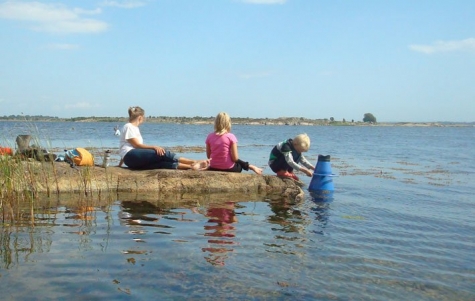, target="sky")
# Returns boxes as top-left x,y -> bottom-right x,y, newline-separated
0,0 -> 474,122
